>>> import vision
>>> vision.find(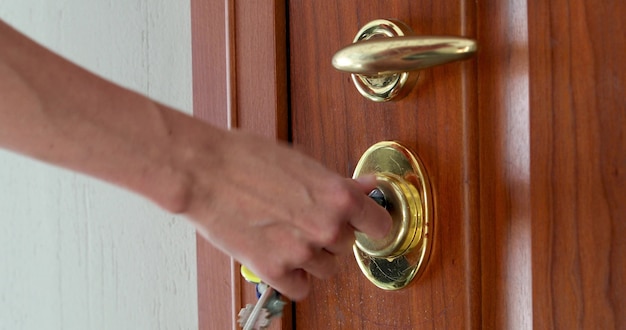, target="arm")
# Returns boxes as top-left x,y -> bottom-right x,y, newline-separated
0,20 -> 391,300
